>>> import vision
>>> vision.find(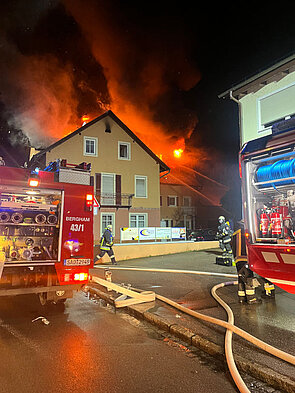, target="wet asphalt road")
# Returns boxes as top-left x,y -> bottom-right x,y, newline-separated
0,291 -> 238,393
